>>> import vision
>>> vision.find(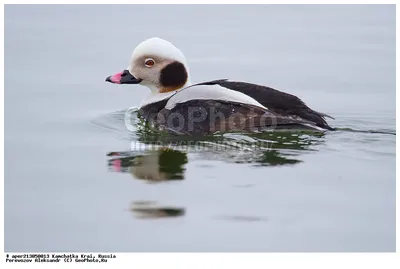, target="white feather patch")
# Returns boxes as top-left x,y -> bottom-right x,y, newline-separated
164,84 -> 268,110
